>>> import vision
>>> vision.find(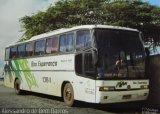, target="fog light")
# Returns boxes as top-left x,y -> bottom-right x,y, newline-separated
141,85 -> 149,89
104,96 -> 108,99
144,93 -> 148,96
